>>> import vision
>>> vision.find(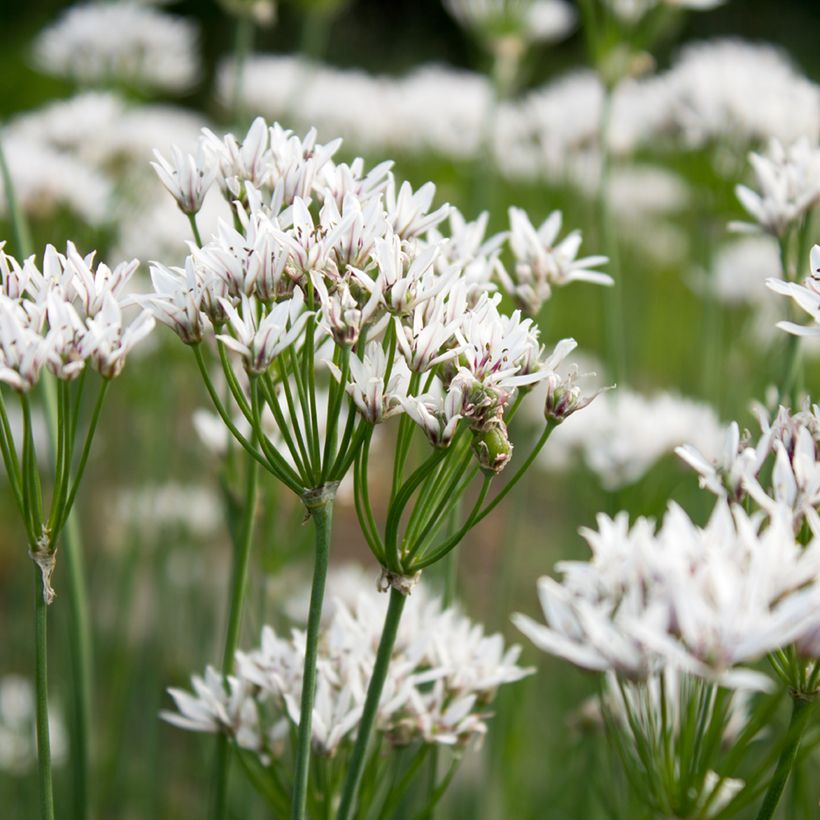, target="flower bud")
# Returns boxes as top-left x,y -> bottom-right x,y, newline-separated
472,421 -> 513,476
